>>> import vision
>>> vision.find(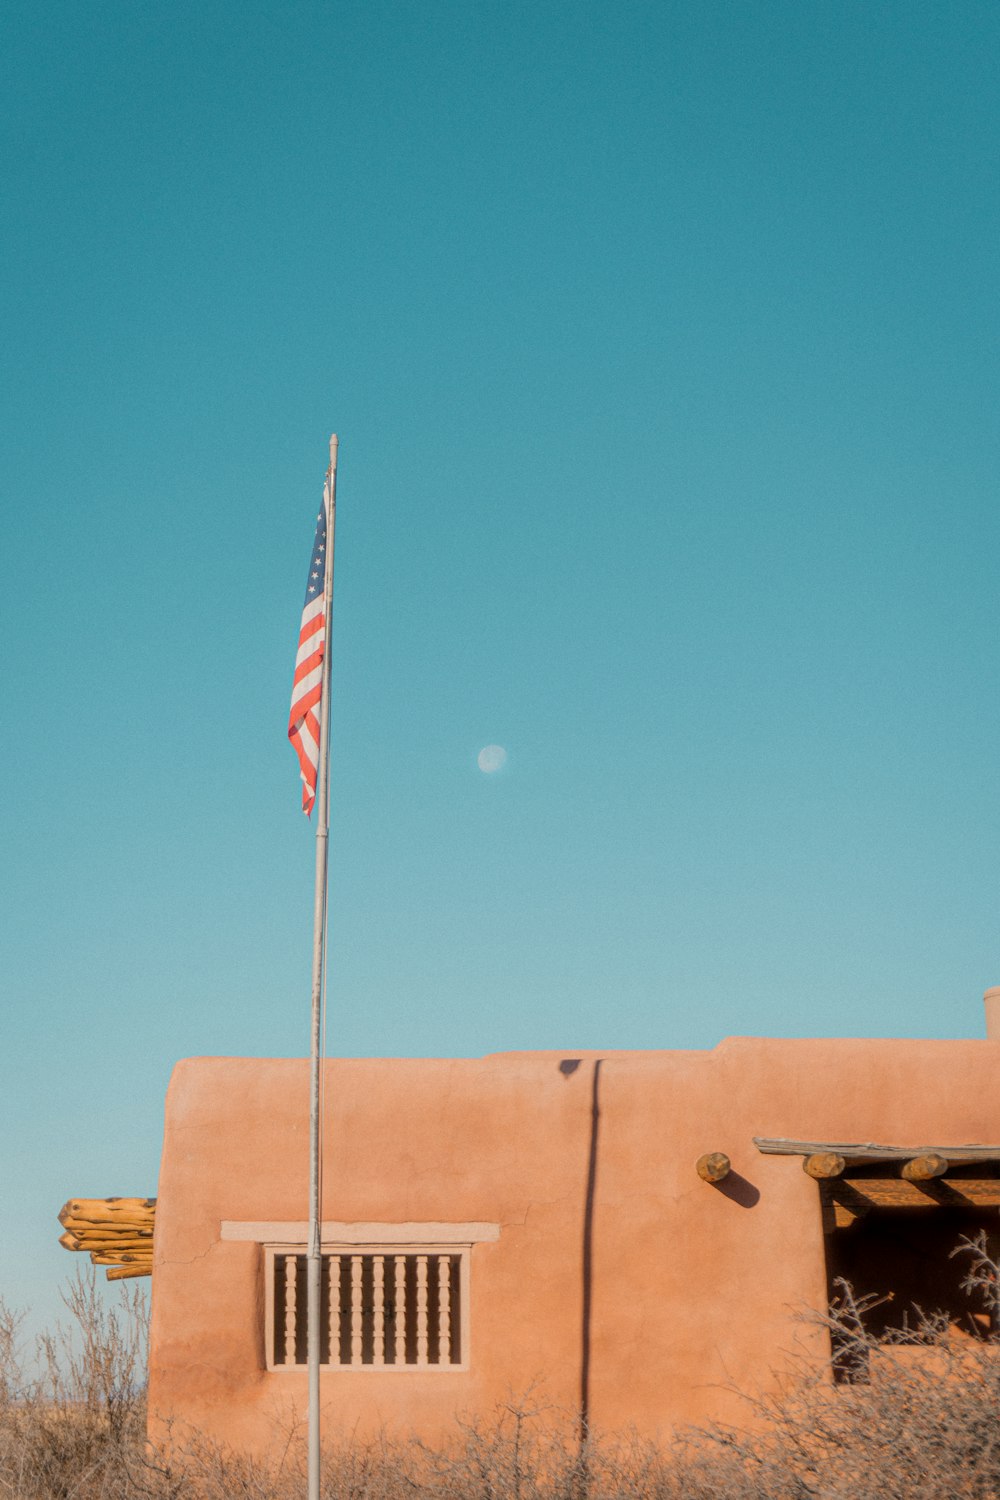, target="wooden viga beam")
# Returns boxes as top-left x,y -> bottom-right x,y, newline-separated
88,1250 -> 153,1267
58,1198 -> 156,1281
900,1152 -> 949,1182
60,1234 -> 152,1252
58,1222 -> 155,1238
803,1153 -> 847,1180
59,1197 -> 156,1227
